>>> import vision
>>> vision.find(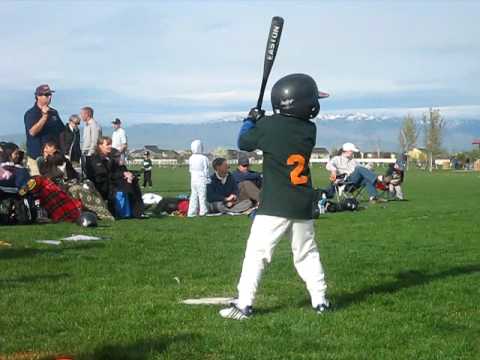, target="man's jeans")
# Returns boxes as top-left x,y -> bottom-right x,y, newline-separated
347,166 -> 378,198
